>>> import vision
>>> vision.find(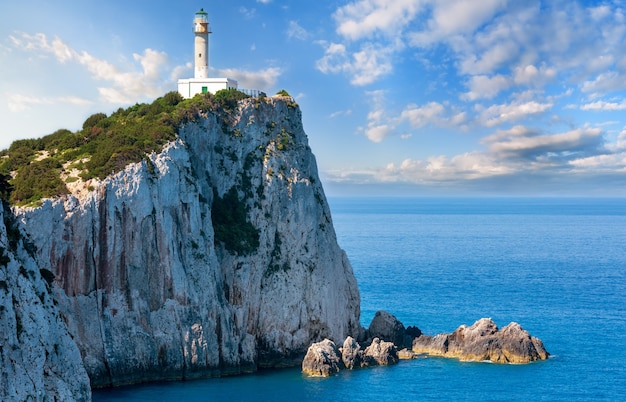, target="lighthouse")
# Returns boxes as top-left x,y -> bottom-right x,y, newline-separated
178,8 -> 238,98
193,8 -> 209,79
